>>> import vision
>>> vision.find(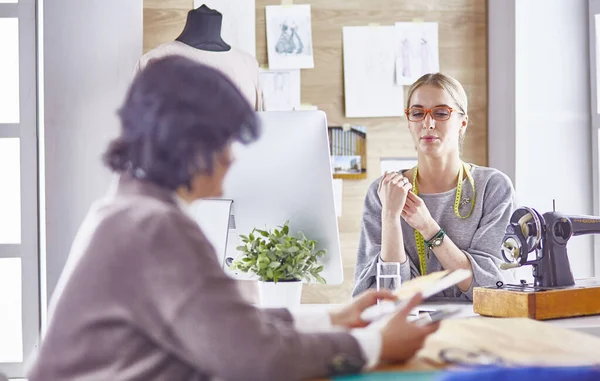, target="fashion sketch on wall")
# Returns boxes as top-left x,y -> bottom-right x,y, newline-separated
259,68 -> 301,111
266,4 -> 315,69
342,25 -> 404,118
394,22 -> 440,85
